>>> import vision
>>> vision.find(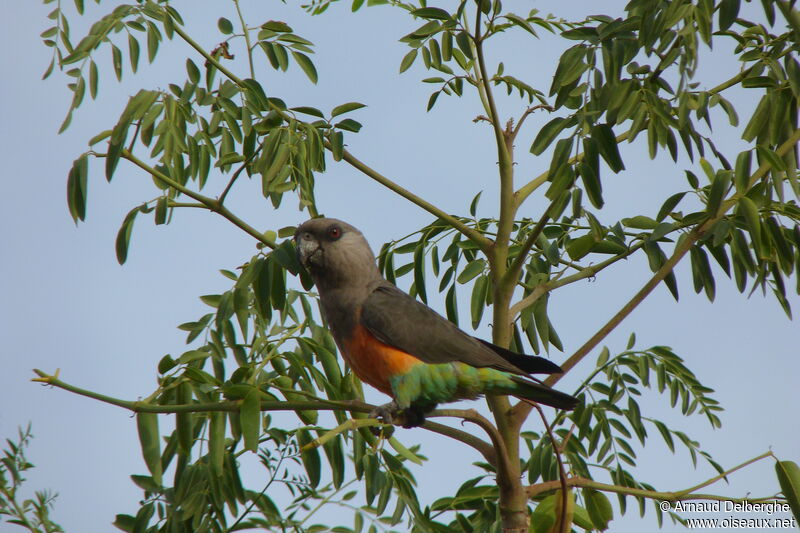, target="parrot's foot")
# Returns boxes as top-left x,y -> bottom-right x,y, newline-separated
368,402 -> 428,435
